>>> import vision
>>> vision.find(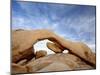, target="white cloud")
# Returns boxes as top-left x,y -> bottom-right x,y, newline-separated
34,39 -> 55,54
87,43 -> 95,52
